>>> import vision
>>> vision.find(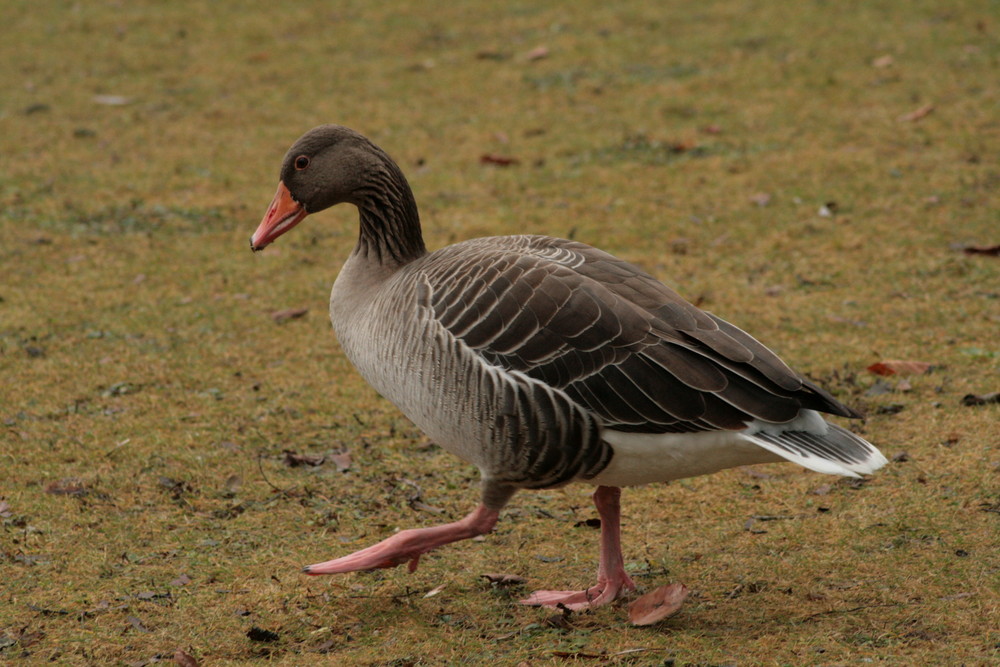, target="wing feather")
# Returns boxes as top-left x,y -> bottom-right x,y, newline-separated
420,236 -> 860,433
